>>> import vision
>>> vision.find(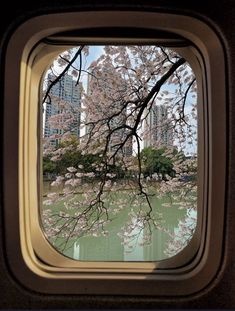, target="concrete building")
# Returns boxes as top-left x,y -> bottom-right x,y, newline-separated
85,69 -> 133,157
144,104 -> 173,148
44,73 -> 82,147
